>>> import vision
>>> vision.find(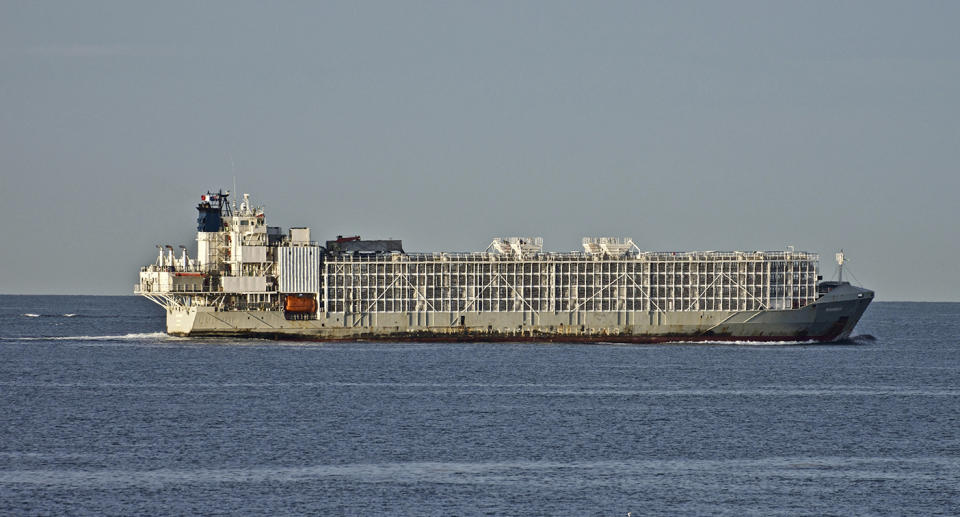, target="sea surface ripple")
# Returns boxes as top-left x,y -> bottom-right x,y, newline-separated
1,296 -> 958,515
